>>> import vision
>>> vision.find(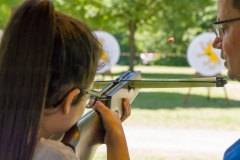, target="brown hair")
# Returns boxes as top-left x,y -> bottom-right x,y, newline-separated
232,0 -> 240,11
0,0 -> 102,159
